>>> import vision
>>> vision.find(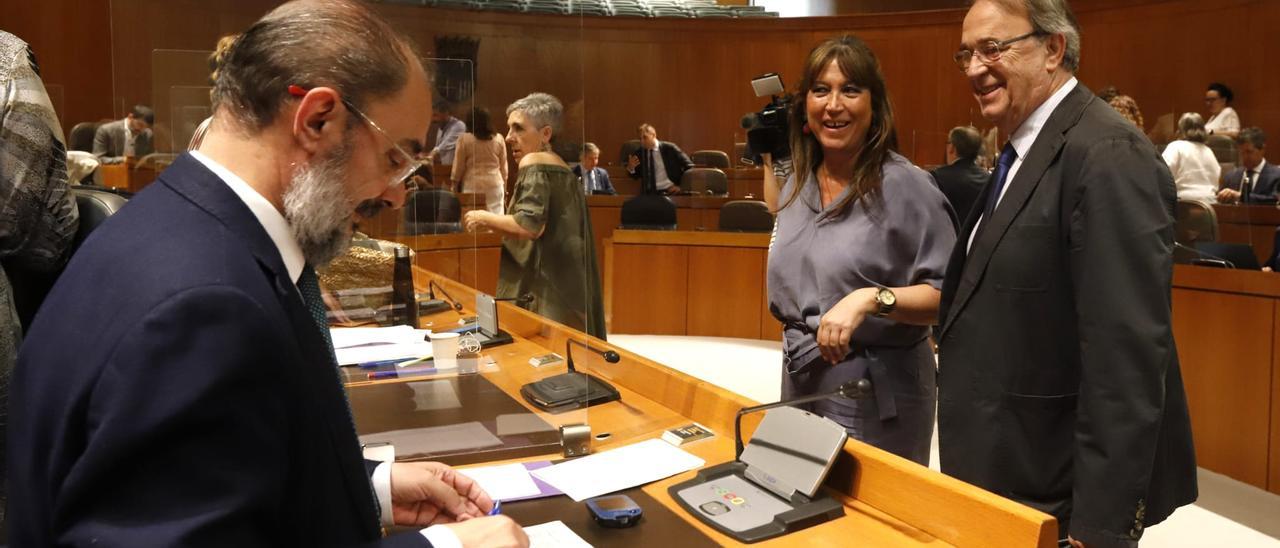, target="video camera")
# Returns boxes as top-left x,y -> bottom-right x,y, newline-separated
740,73 -> 791,163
